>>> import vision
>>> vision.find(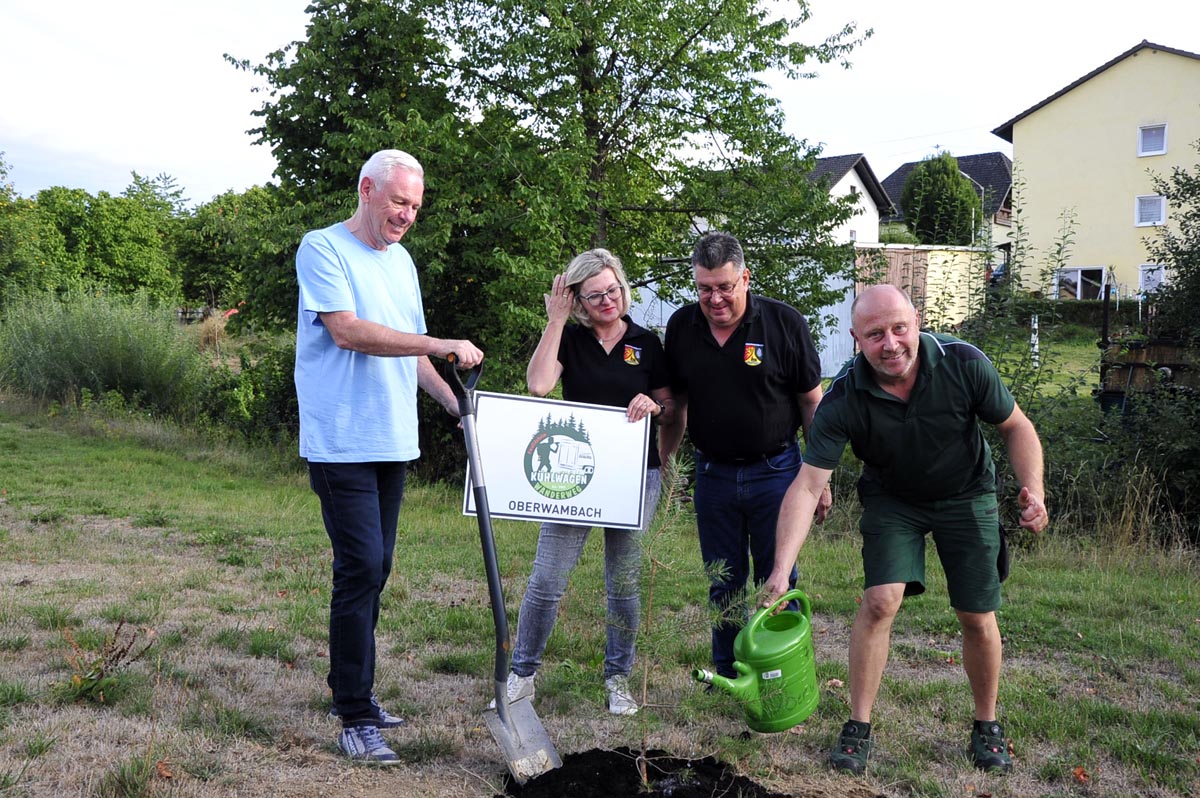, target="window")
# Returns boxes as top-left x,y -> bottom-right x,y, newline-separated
1138,124 -> 1167,156
1055,267 -> 1105,300
1139,264 -> 1166,295
1136,195 -> 1166,226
